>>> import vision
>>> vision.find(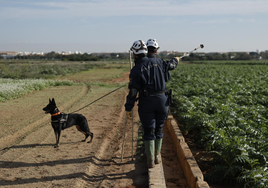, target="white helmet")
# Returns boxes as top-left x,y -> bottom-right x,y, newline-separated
146,39 -> 159,49
130,40 -> 148,54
